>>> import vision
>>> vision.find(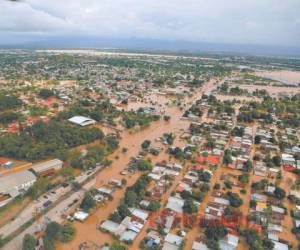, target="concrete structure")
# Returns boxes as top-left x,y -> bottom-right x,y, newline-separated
68,116 -> 96,126
0,170 -> 37,197
31,159 -> 63,176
